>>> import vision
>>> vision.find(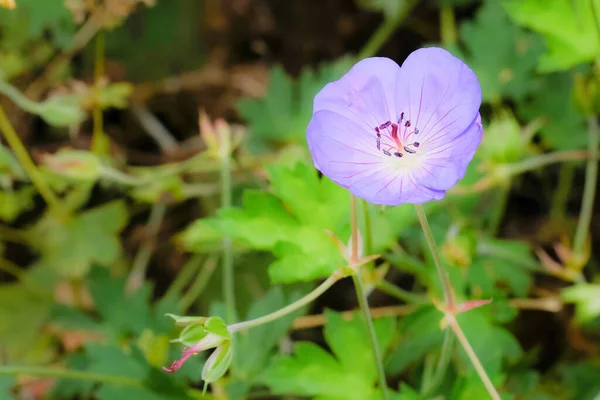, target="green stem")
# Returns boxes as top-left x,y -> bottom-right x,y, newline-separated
165,254 -> 203,299
228,274 -> 339,333
446,315 -> 501,400
180,255 -> 219,312
376,280 -> 428,304
550,164 -> 574,221
440,4 -> 457,46
358,0 -> 419,59
422,329 -> 454,395
503,150 -> 593,176
573,116 -> 599,258
0,81 -> 40,113
487,181 -> 510,235
362,199 -> 373,256
92,31 -> 109,156
351,195 -> 389,399
0,366 -> 142,387
0,105 -> 60,211
414,204 -> 453,306
352,273 -> 389,399
415,205 -> 500,399
126,202 -> 167,294
220,128 -> 235,324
